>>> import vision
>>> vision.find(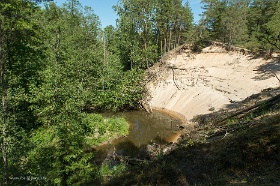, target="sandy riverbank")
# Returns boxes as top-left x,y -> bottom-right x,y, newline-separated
146,44 -> 280,122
